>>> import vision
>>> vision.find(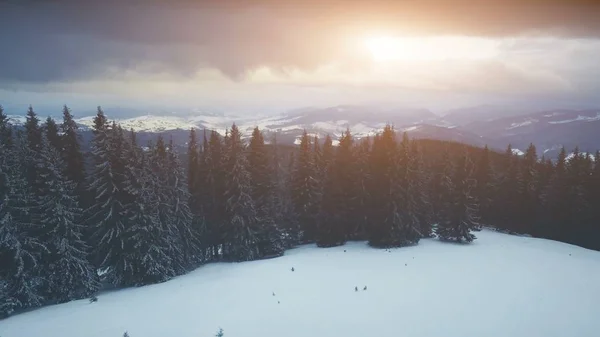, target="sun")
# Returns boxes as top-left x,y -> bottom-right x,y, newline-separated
365,36 -> 428,62
364,35 -> 499,62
